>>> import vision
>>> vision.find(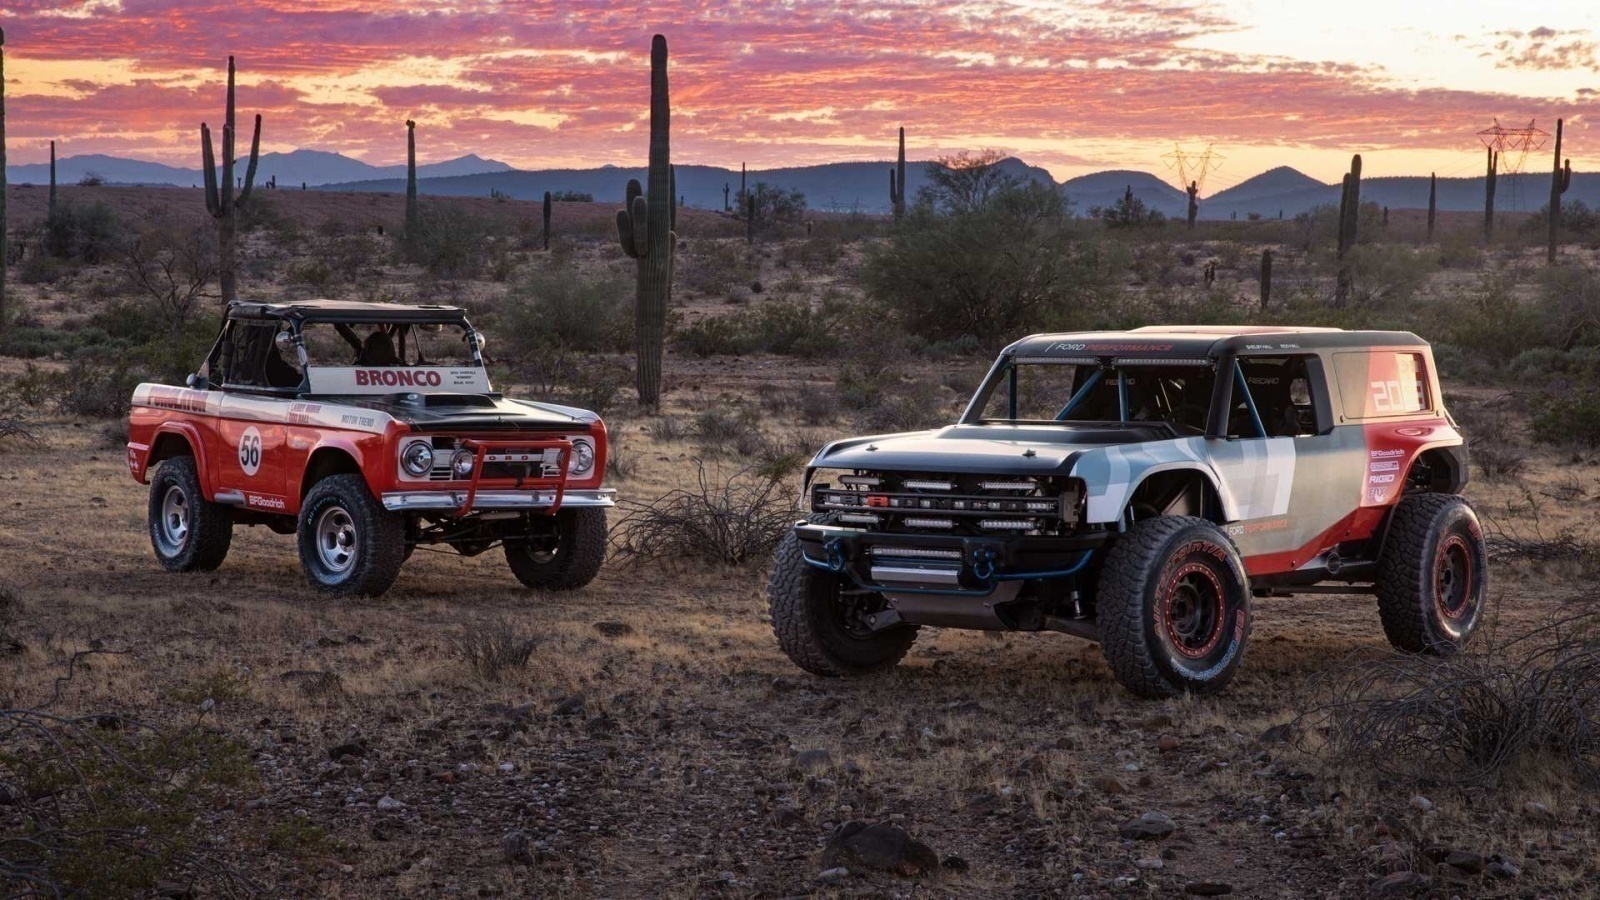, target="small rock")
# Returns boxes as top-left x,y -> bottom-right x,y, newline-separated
1090,775 -> 1127,795
1157,734 -> 1180,753
794,749 -> 834,774
327,741 -> 366,762
1373,871 -> 1432,896
770,677 -> 798,692
375,795 -> 404,811
1487,860 -> 1521,880
1184,881 -> 1233,895
817,866 -> 849,881
1408,795 -> 1433,813
593,621 -> 632,637
1258,723 -> 1293,744
820,821 -> 939,877
553,694 -> 586,716
1523,800 -> 1549,817
1118,811 -> 1175,841
1444,850 -> 1484,875
750,280 -> 764,294
1134,857 -> 1164,869
942,854 -> 969,873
